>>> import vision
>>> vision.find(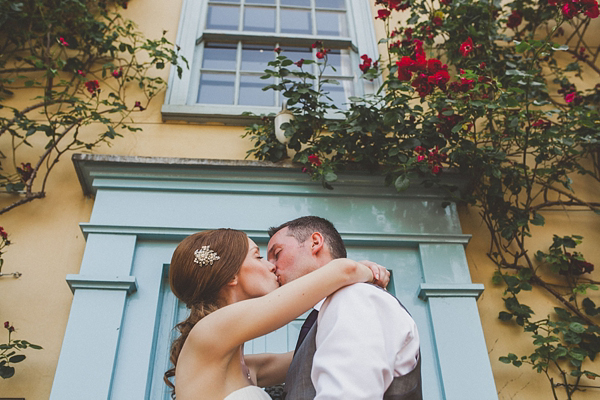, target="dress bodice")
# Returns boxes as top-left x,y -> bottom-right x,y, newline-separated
223,385 -> 271,400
